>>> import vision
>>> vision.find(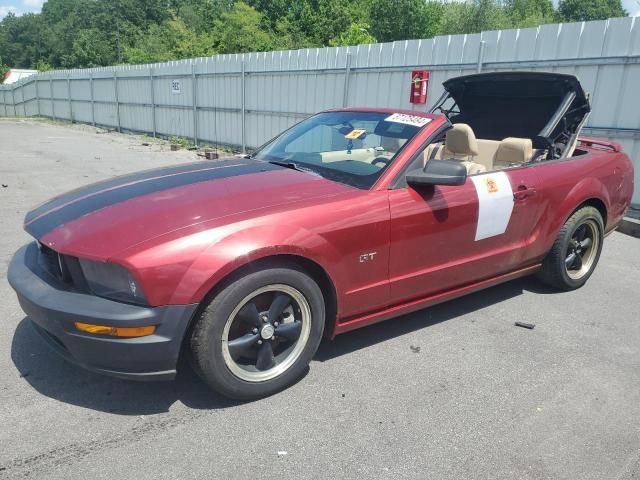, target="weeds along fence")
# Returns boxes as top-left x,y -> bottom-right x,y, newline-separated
1,16 -> 639,206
